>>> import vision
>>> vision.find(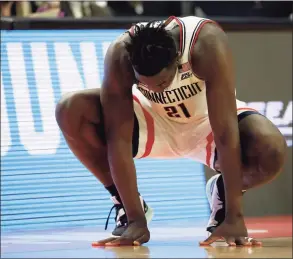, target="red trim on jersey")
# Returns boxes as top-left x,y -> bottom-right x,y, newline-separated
170,16 -> 183,53
188,20 -> 223,62
164,16 -> 174,26
189,20 -> 214,60
205,107 -> 259,168
237,107 -> 259,112
205,132 -> 214,168
133,95 -> 155,158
